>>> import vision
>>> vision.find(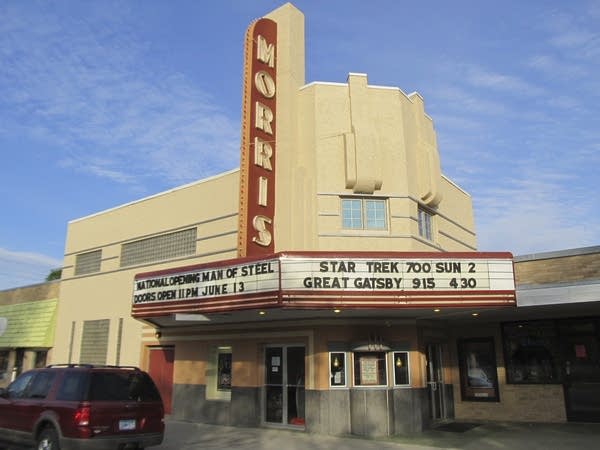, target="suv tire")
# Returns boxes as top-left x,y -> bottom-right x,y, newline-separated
37,426 -> 60,450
